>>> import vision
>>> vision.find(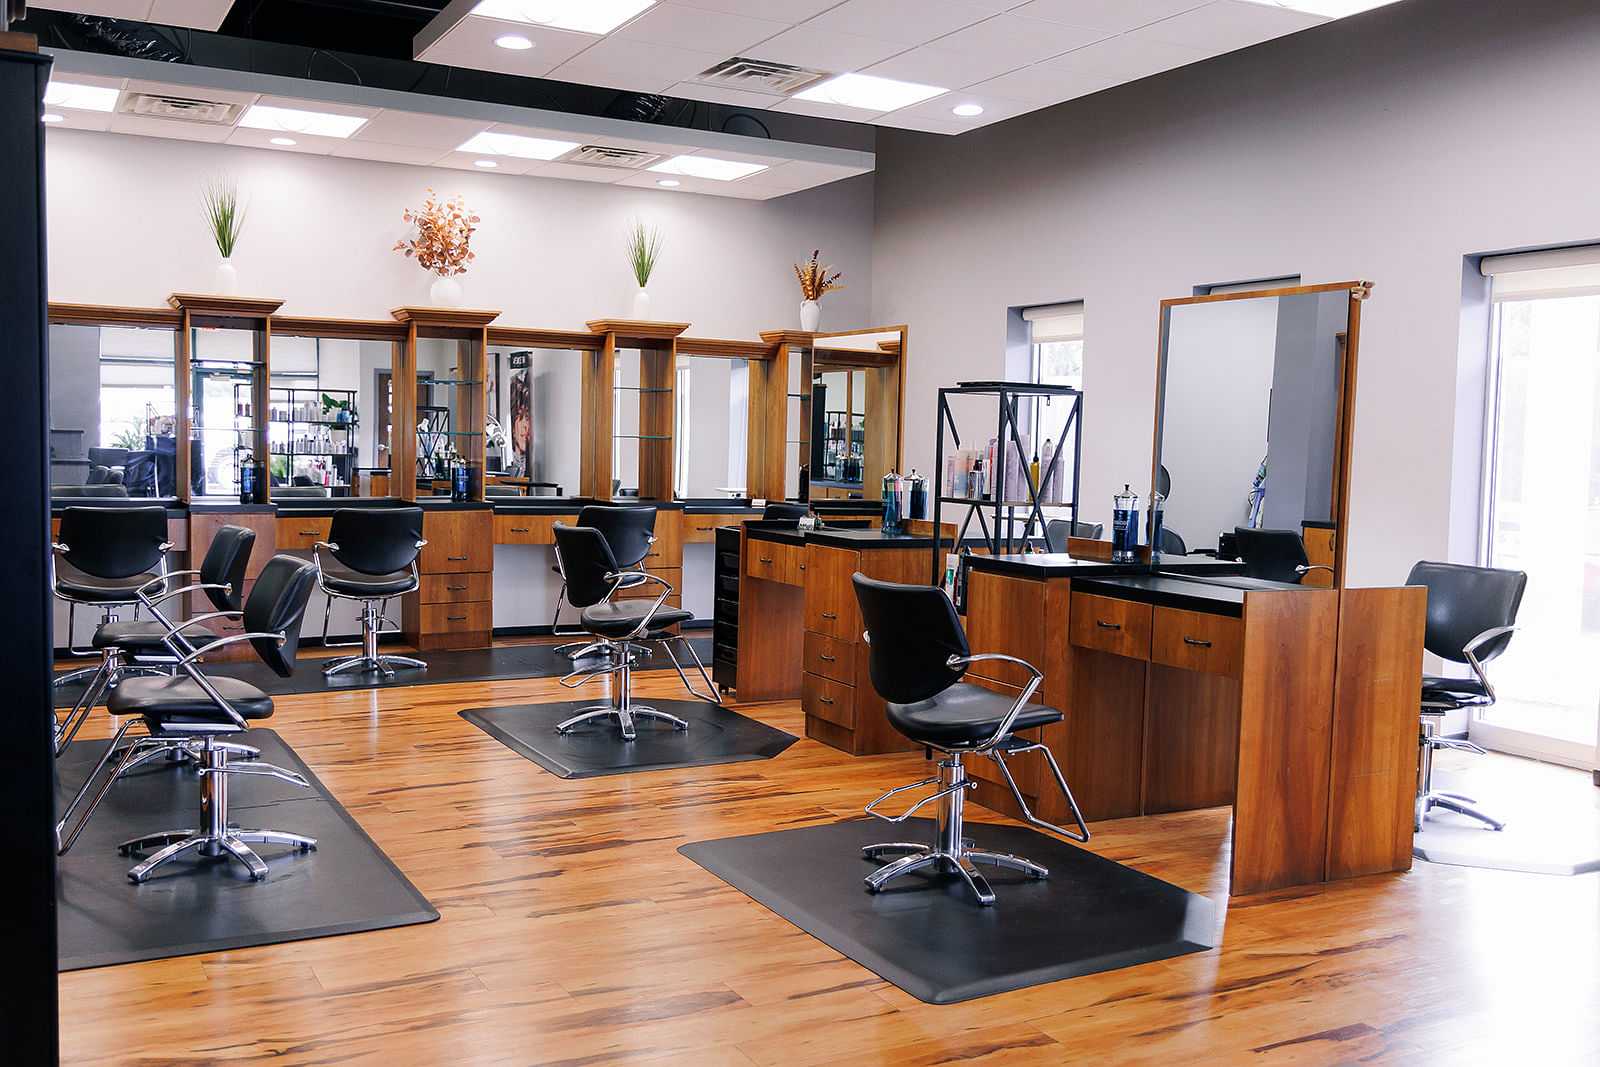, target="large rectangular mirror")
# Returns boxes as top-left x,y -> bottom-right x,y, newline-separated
799,326 -> 906,503
414,333 -> 484,493
489,346 -> 583,497
189,322 -> 266,500
267,335 -> 372,495
1153,282 -> 1364,585
673,354 -> 750,499
48,322 -> 179,499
